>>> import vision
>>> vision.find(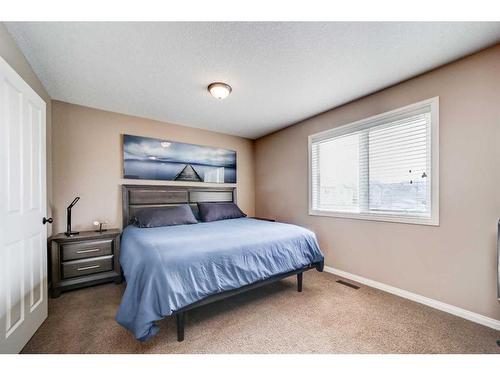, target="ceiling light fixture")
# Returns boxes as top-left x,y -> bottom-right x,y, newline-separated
208,82 -> 232,100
